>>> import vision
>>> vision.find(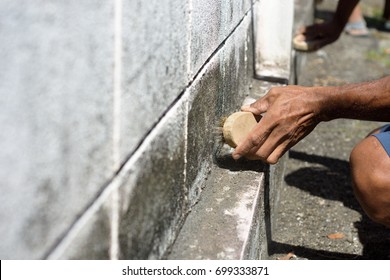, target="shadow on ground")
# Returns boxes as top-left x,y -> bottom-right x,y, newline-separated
267,150 -> 390,260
